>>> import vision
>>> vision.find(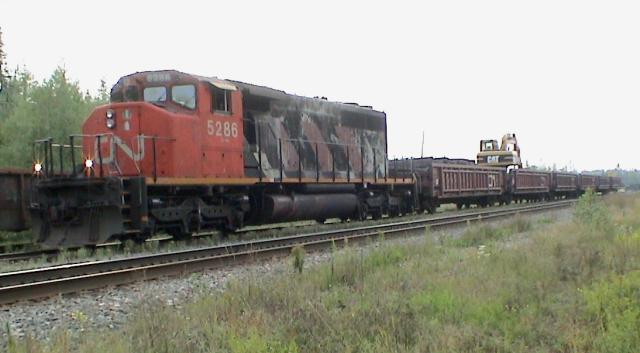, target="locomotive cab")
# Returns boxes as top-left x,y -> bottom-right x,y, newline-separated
82,71 -> 244,179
